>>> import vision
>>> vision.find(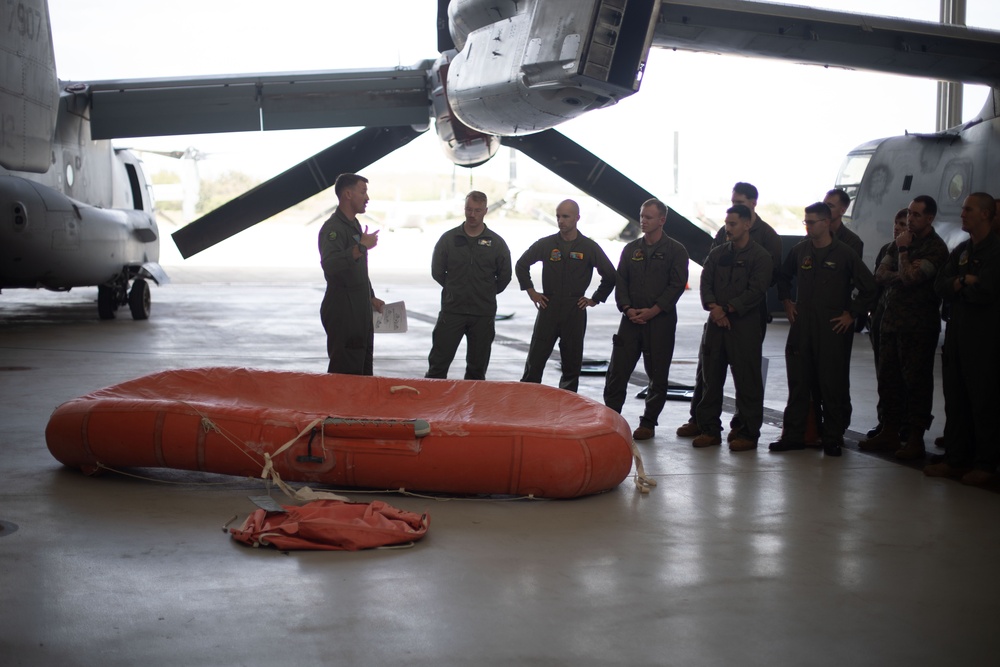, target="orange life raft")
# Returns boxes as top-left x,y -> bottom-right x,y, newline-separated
45,368 -> 635,498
